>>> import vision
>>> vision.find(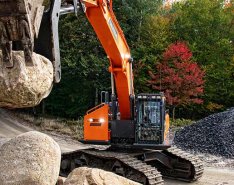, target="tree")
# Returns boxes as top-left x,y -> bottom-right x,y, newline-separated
148,42 -> 205,120
113,0 -> 163,45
